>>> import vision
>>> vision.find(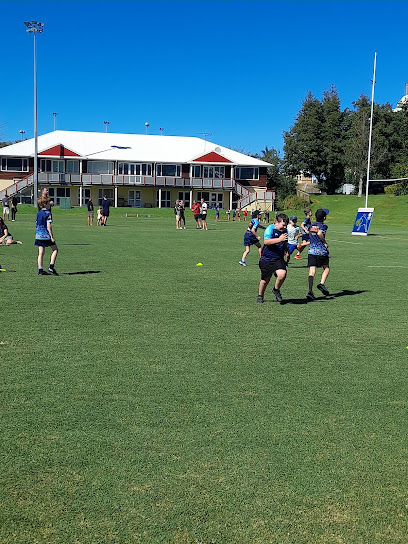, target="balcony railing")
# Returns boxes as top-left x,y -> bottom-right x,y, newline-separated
0,173 -> 275,207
